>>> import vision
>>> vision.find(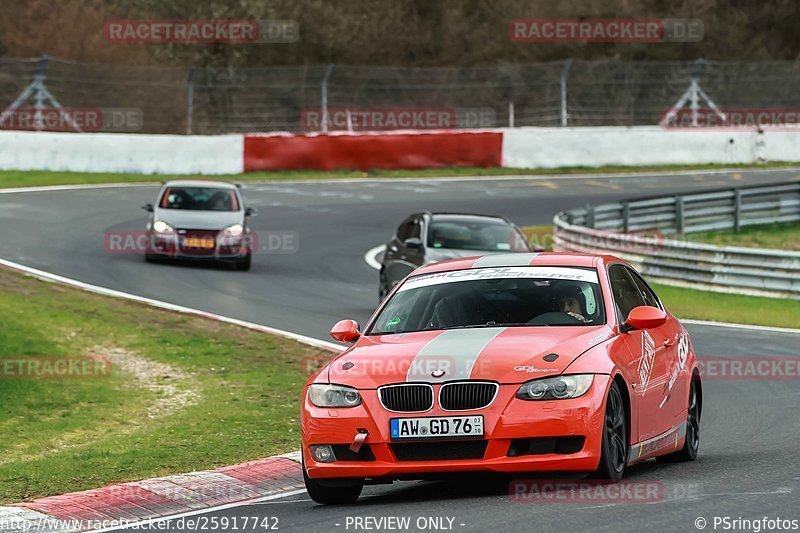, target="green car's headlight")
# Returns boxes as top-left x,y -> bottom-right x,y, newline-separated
516,374 -> 594,401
